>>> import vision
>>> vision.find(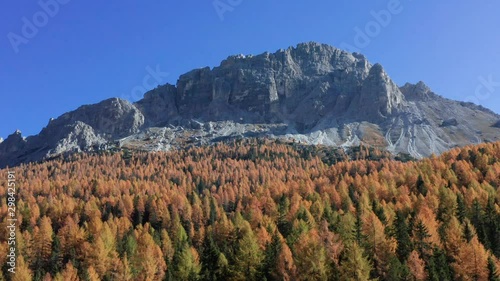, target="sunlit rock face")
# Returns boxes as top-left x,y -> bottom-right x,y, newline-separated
2,42 -> 500,168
